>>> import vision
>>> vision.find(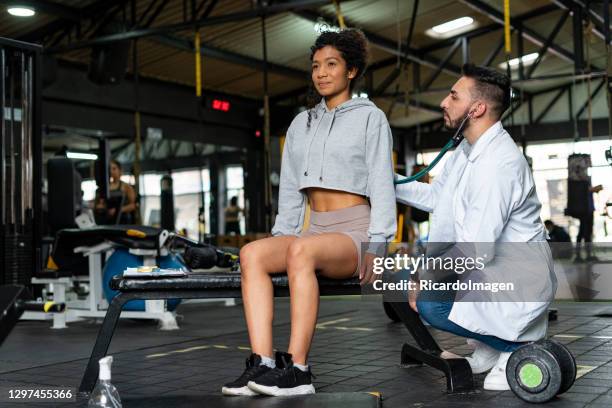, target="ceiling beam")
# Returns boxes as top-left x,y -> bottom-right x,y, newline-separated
293,9 -> 464,78
526,10 -> 570,79
552,0 -> 612,44
18,0 -> 309,81
13,0 -> 83,21
419,4 -> 559,55
534,86 -> 569,124
46,0 -> 343,53
153,35 -> 308,80
459,0 -> 582,66
19,0 -> 128,42
413,117 -> 611,149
